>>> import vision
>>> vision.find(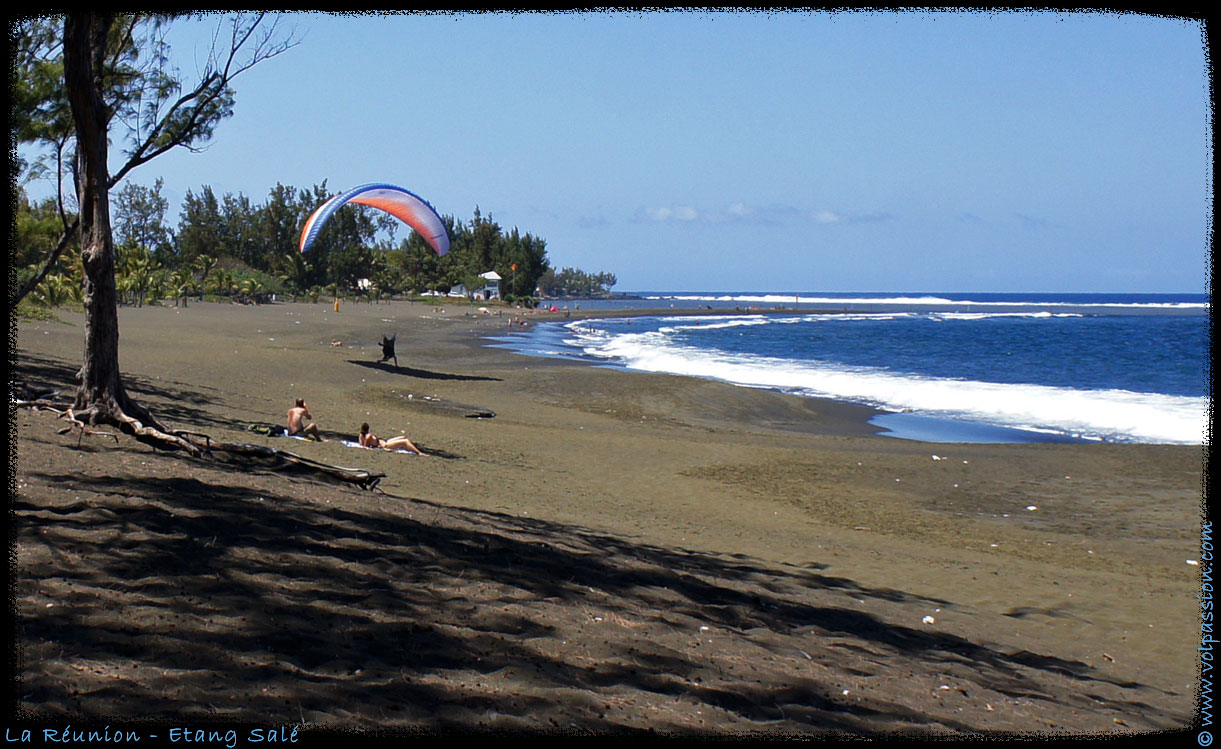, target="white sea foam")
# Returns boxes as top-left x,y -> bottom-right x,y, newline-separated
564,323 -> 1207,444
642,293 -> 1208,311
655,315 -> 772,332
